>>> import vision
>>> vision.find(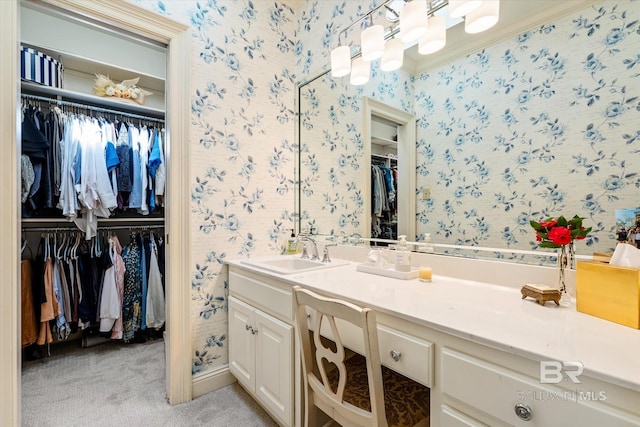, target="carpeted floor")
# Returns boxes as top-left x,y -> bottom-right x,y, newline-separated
21,338 -> 278,427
